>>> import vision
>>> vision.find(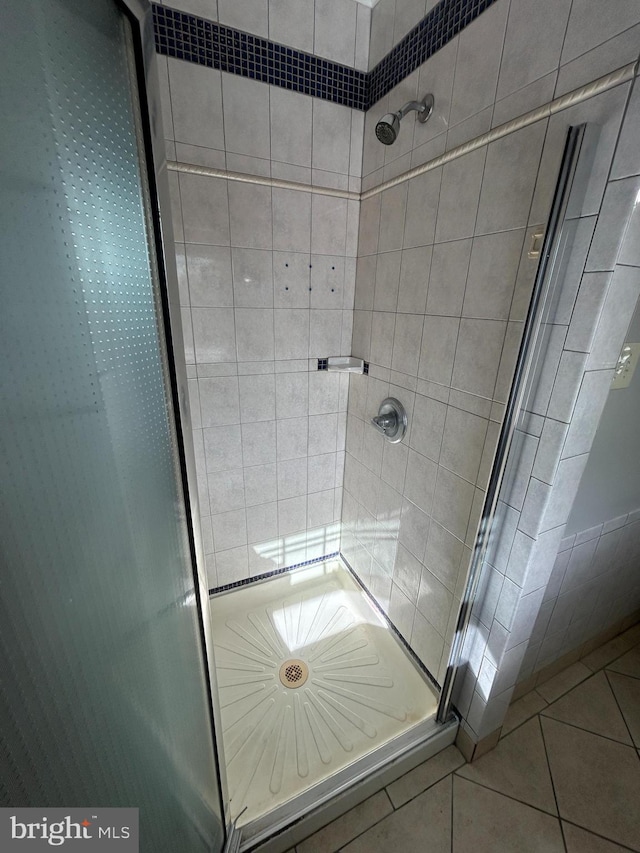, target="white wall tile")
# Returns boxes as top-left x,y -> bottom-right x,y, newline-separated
451,318 -> 506,399
314,0 -> 357,66
561,0 -> 640,64
208,468 -> 245,514
278,457 -> 308,500
435,148 -> 485,242
169,60 -> 224,150
179,173 -> 230,245
432,467 -> 475,541
192,307 -> 236,363
228,182 -> 273,250
241,420 -> 276,467
449,0 -> 509,126
418,315 -> 459,386
231,248 -> 273,308
311,195 -> 348,255
222,74 -> 270,159
238,374 -> 276,422
204,424 -> 242,472
463,230 -> 525,320
235,308 -> 274,361
269,0 -> 314,52
312,100 -> 352,175
187,245 -> 233,307
212,508 -> 247,551
277,417 -> 309,461
476,121 -> 547,235
496,0 -> 571,101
